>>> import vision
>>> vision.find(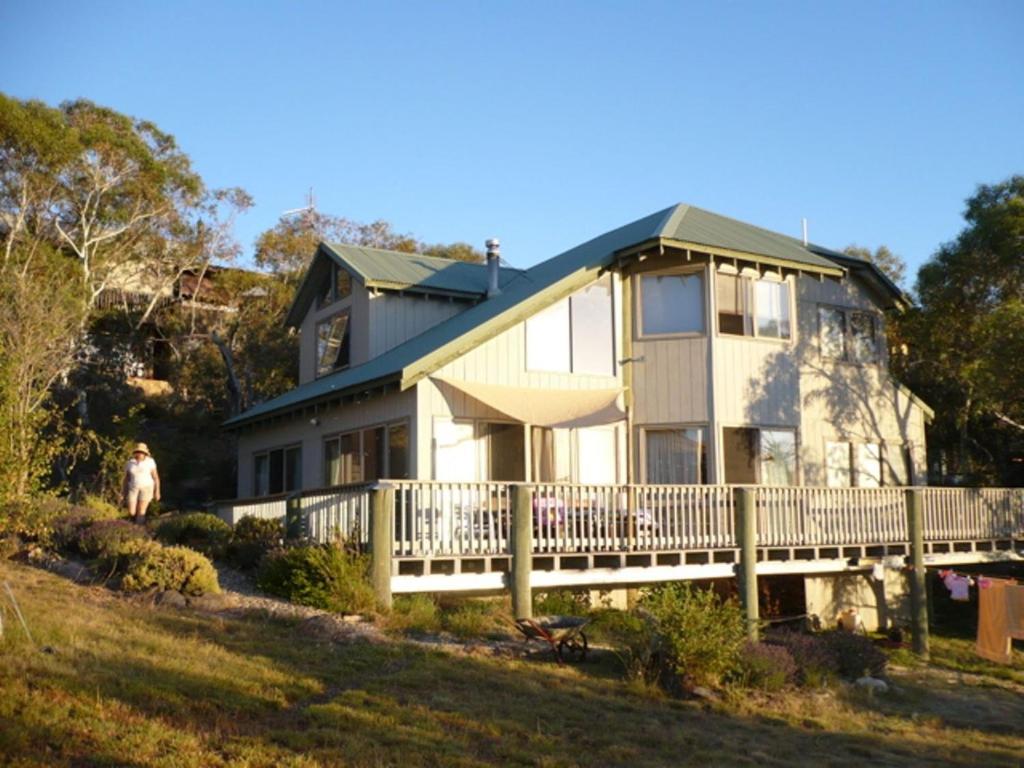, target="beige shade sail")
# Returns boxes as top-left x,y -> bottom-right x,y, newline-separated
431,376 -> 625,428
